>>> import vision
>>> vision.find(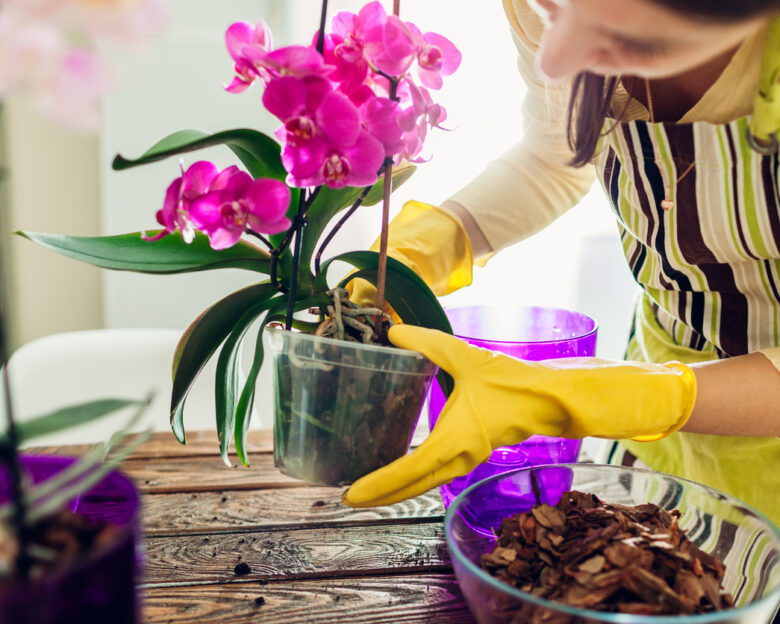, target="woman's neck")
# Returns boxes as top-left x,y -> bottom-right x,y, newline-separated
625,43 -> 741,122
